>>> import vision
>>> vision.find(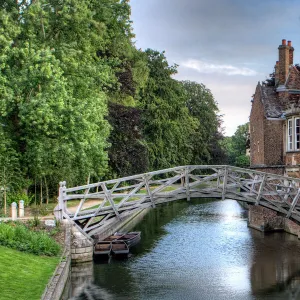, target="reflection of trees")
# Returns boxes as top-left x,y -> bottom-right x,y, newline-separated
250,230 -> 300,298
71,283 -> 114,300
129,200 -> 191,256
91,200 -> 195,298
